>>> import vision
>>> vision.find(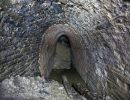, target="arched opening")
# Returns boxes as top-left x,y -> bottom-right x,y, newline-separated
39,24 -> 89,82
39,24 -> 93,98
48,35 -> 85,86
